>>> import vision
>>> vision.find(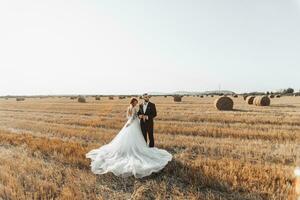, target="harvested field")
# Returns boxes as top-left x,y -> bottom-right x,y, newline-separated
0,96 -> 299,199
